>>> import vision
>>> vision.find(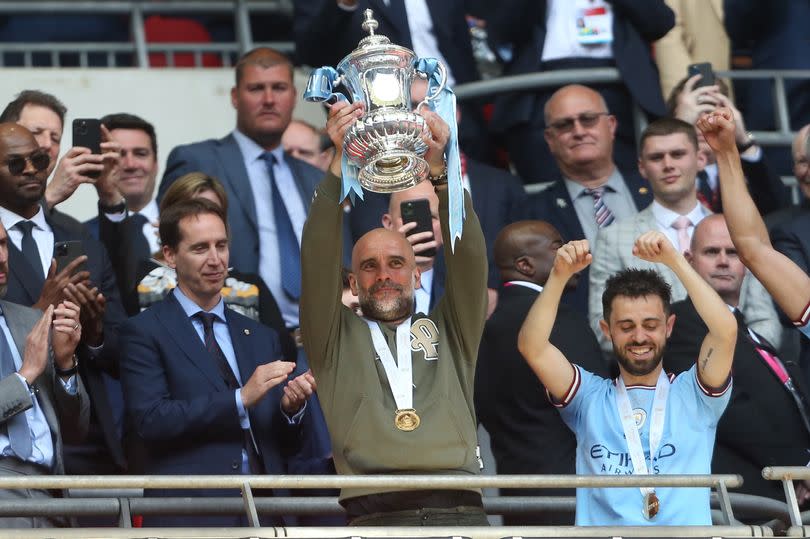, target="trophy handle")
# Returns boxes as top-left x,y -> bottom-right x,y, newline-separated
304,67 -> 347,107
415,61 -> 447,113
